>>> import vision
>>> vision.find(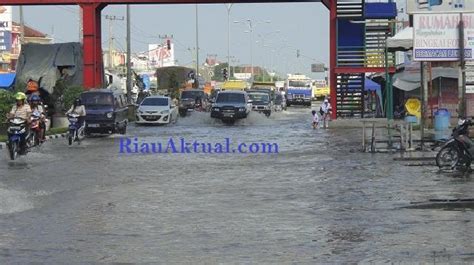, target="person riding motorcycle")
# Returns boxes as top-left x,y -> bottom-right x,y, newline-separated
7,92 -> 32,153
66,98 -> 86,127
29,94 -> 46,143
